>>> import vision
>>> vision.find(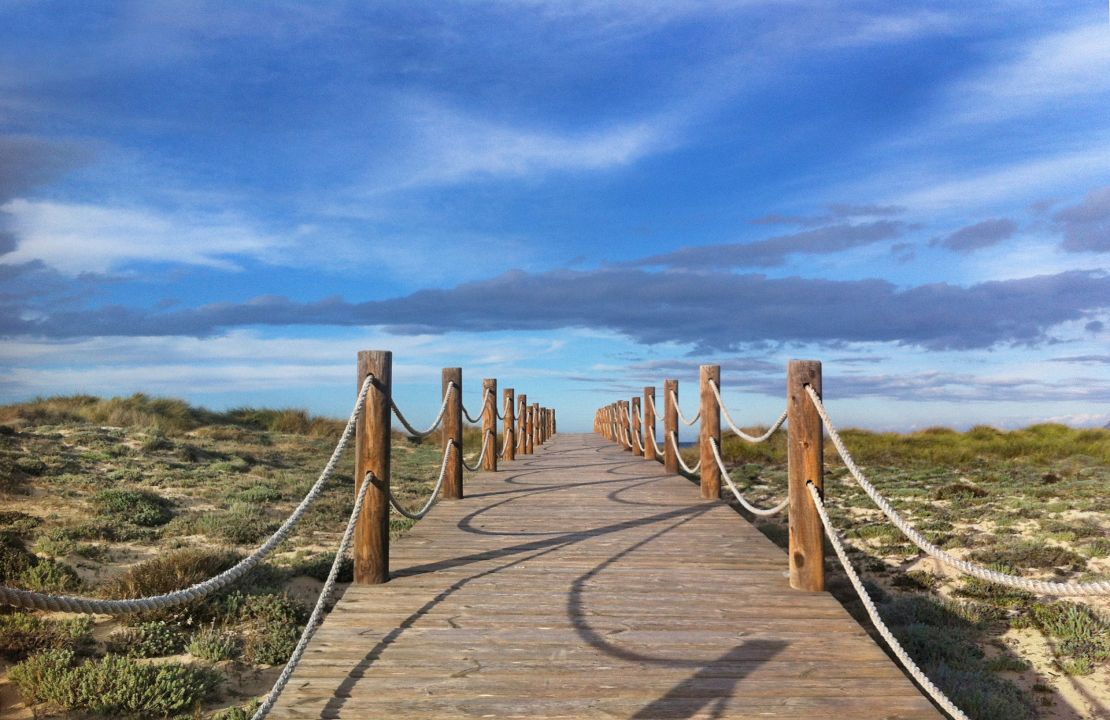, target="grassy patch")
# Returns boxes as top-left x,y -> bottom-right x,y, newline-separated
1028,602 -> 1110,675
0,613 -> 93,660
